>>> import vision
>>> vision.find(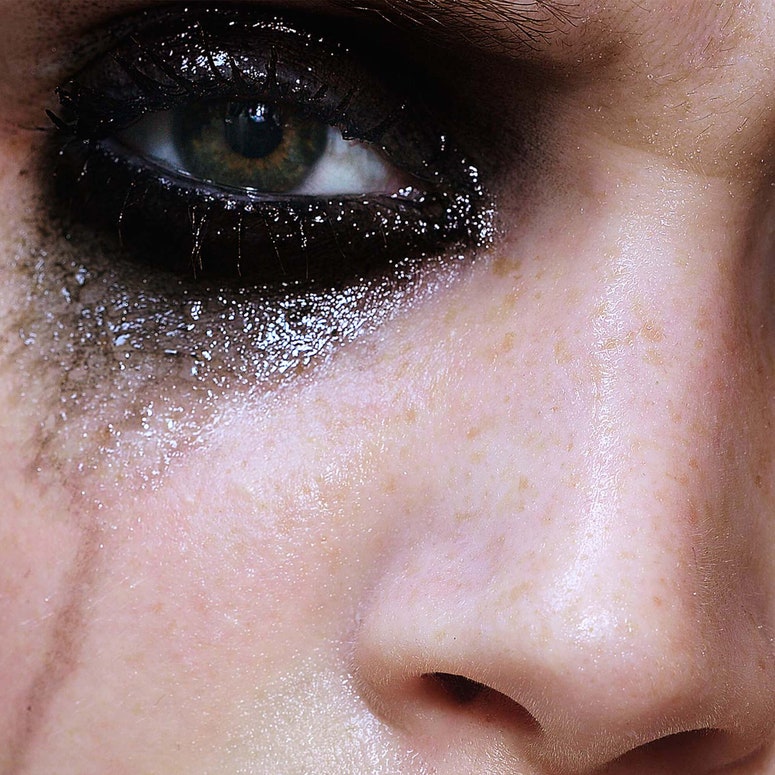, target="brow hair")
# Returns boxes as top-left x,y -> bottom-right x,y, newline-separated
341,0 -> 581,55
